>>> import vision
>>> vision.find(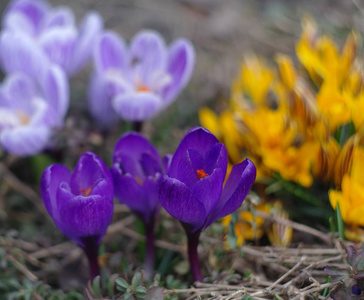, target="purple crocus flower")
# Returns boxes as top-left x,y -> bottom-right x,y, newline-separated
40,152 -> 114,279
88,30 -> 195,127
159,127 -> 256,281
111,132 -> 165,279
0,0 -> 103,77
0,65 -> 69,156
